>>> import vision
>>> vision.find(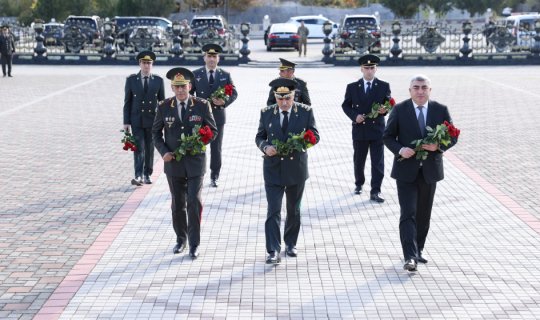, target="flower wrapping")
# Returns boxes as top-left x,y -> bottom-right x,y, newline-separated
210,84 -> 234,102
121,130 -> 137,152
174,125 -> 213,161
271,129 -> 317,156
367,97 -> 396,118
409,120 -> 460,160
